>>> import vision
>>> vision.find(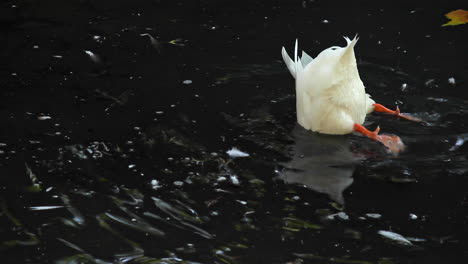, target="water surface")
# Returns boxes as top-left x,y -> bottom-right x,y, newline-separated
1,1 -> 467,263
